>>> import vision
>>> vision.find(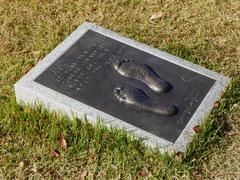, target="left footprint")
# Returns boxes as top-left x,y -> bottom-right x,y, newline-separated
113,59 -> 170,93
113,85 -> 177,116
